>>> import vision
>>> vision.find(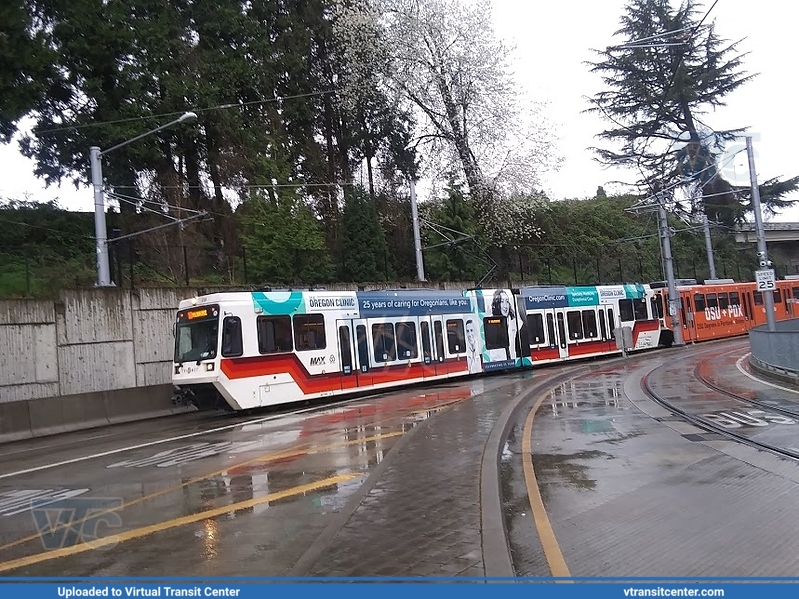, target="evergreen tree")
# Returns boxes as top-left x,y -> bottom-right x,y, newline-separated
240,191 -> 333,286
586,0 -> 798,225
339,186 -> 391,282
421,181 -> 487,283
